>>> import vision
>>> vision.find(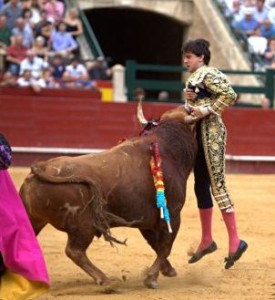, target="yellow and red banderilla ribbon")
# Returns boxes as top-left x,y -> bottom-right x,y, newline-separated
150,142 -> 172,233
